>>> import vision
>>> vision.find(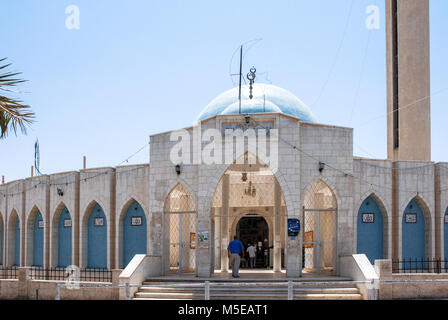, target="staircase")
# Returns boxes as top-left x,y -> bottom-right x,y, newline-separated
132,277 -> 364,300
